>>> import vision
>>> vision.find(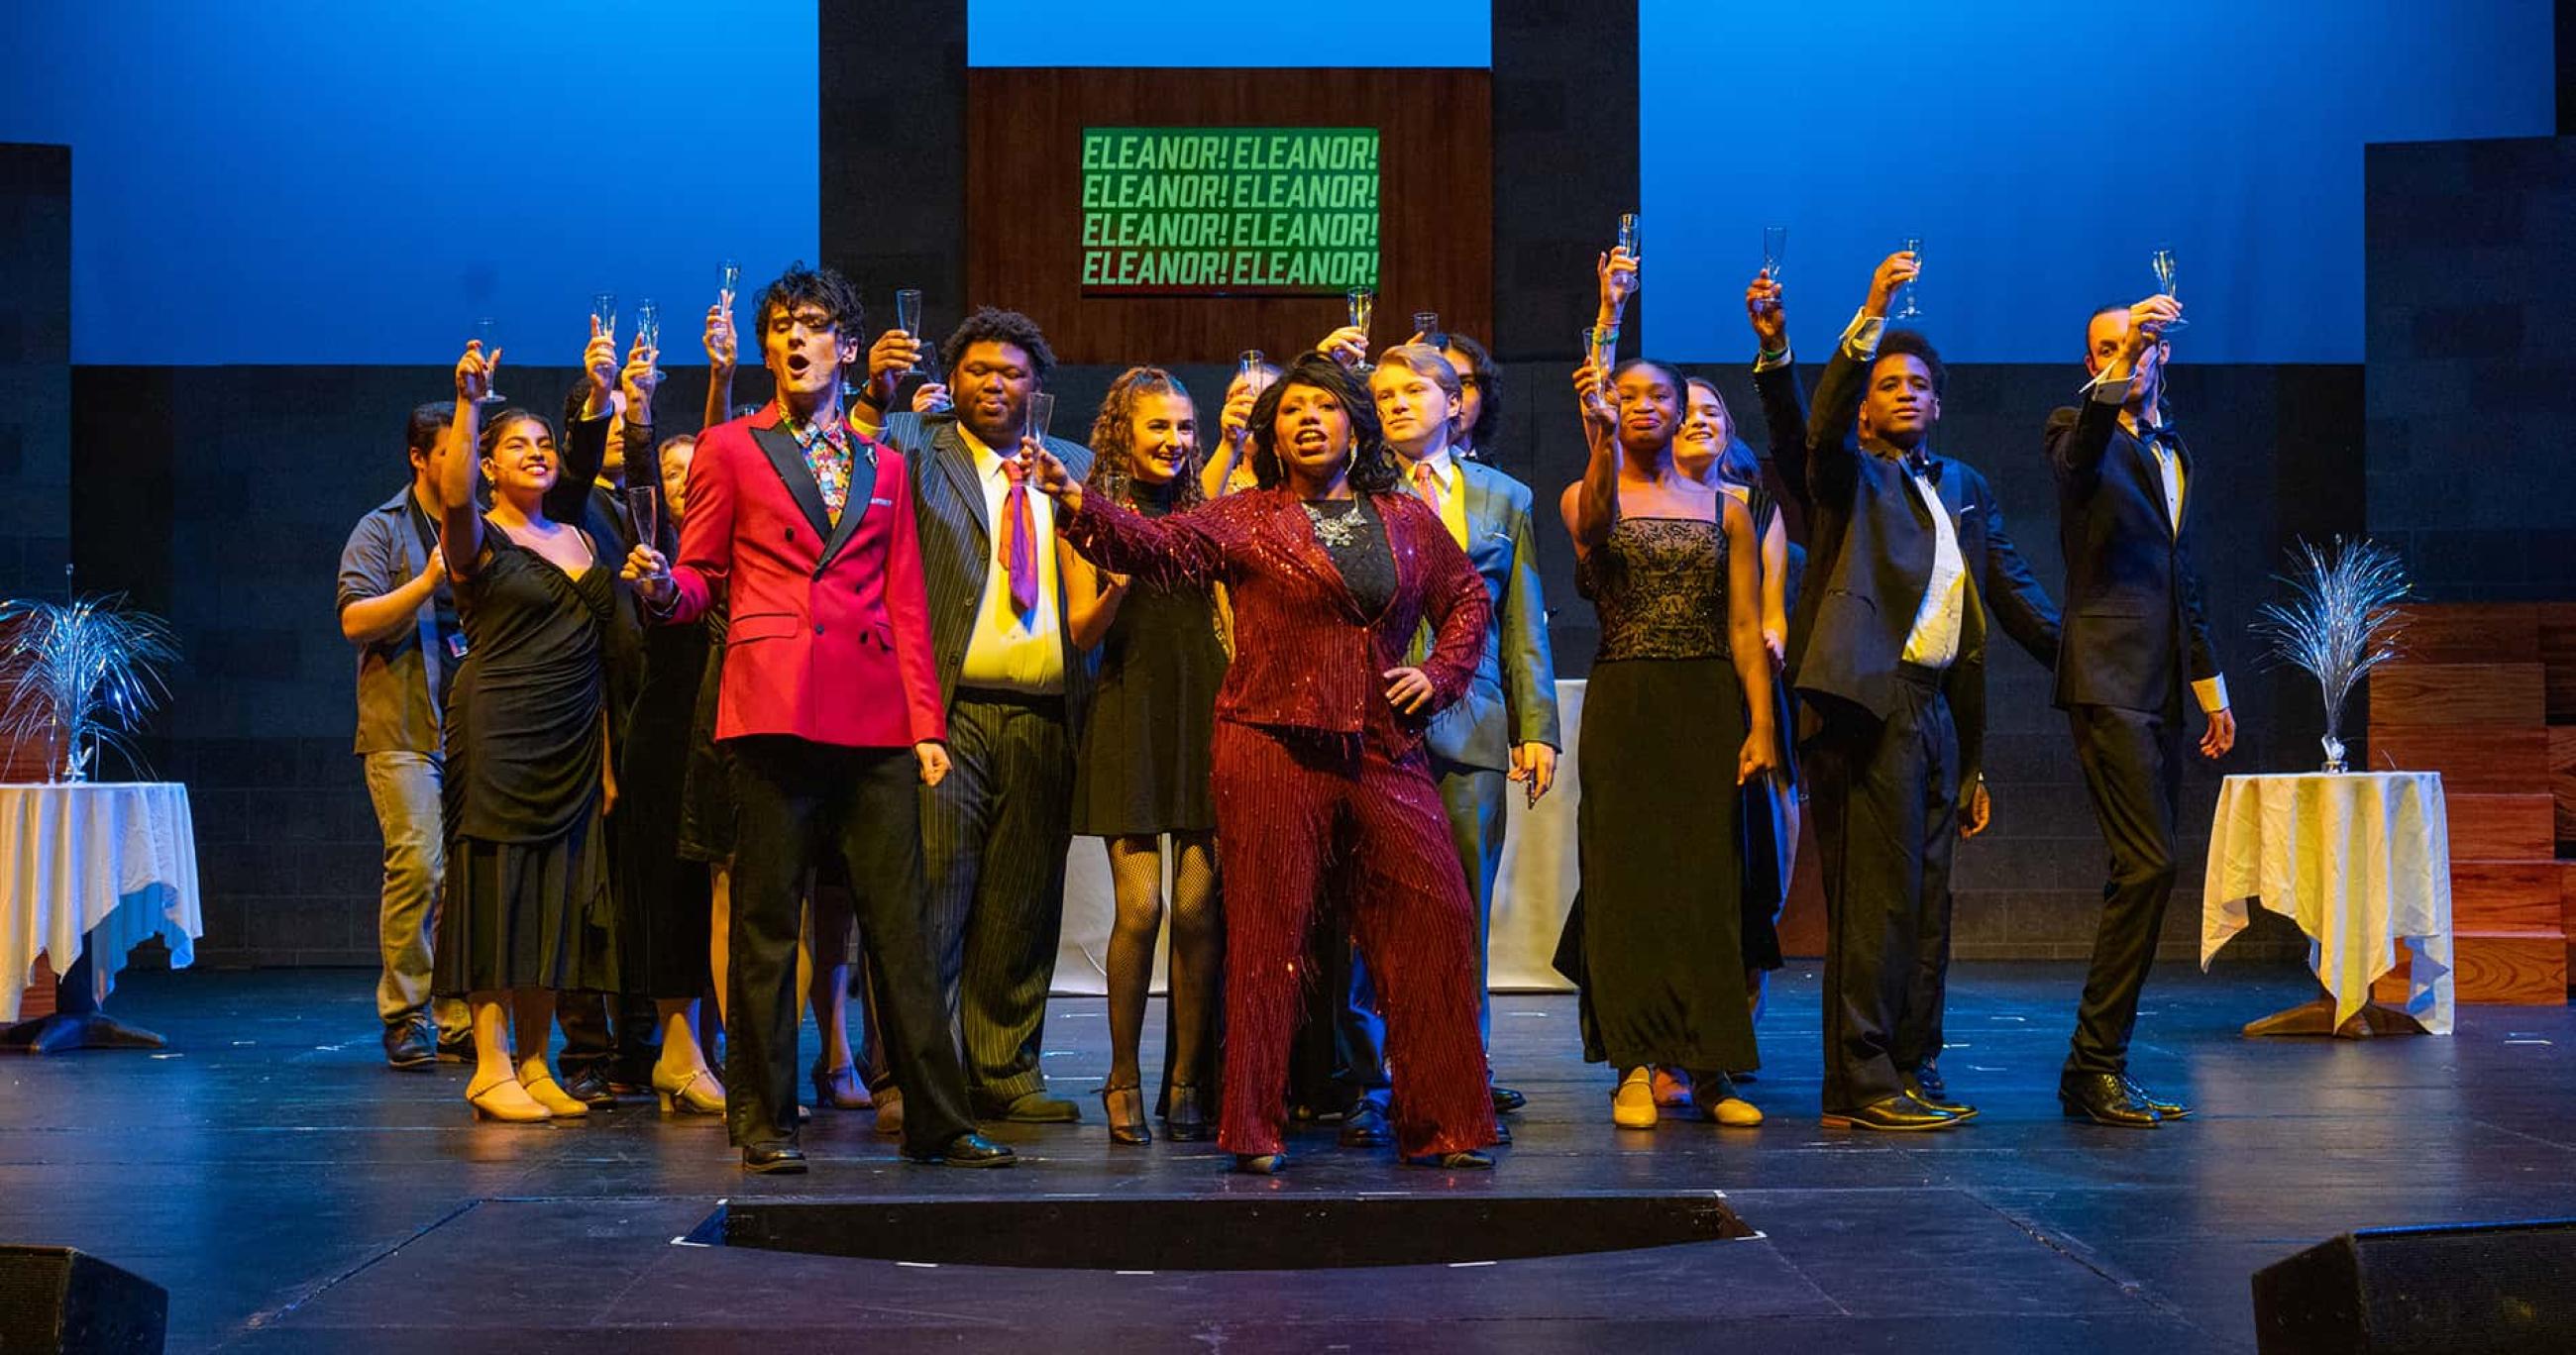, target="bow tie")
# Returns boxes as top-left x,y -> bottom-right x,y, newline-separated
1902,450 -> 1942,484
2139,422 -> 2183,449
